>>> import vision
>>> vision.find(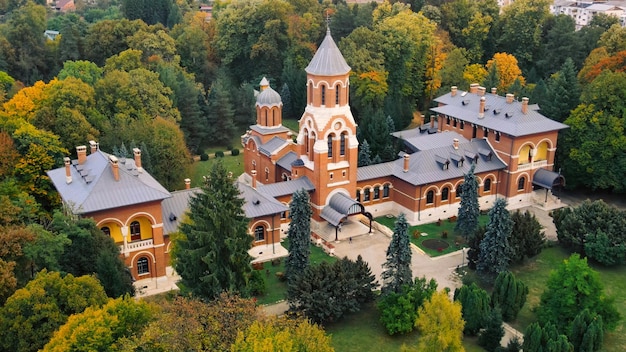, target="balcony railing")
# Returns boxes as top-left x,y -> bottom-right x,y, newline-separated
119,239 -> 154,252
